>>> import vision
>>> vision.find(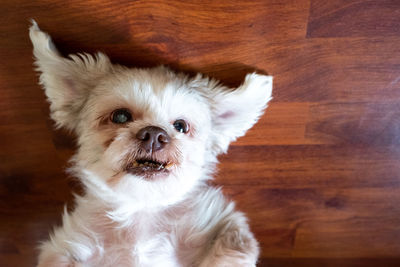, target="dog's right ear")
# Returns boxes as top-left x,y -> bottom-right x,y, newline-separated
29,20 -> 112,131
